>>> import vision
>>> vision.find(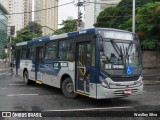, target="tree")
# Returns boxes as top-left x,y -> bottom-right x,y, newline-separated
135,2 -> 160,50
119,2 -> 160,50
95,0 -> 157,29
54,18 -> 77,35
13,22 -> 42,45
1,51 -> 7,59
